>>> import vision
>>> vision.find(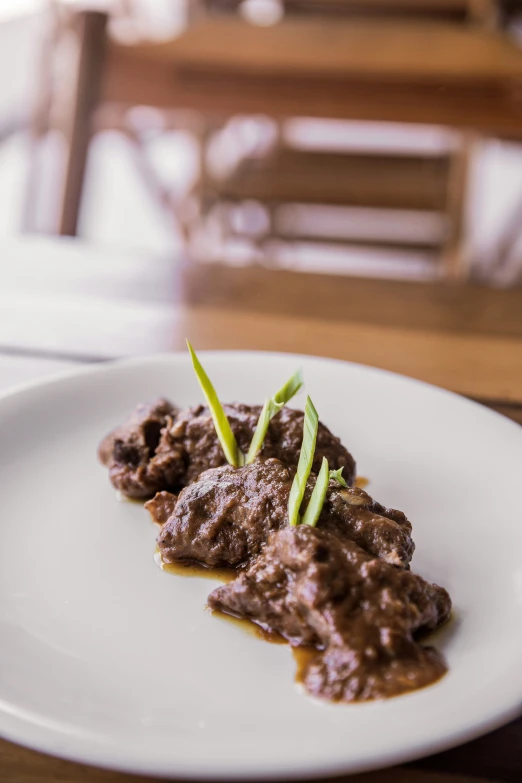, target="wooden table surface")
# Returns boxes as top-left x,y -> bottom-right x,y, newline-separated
0,237 -> 520,783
